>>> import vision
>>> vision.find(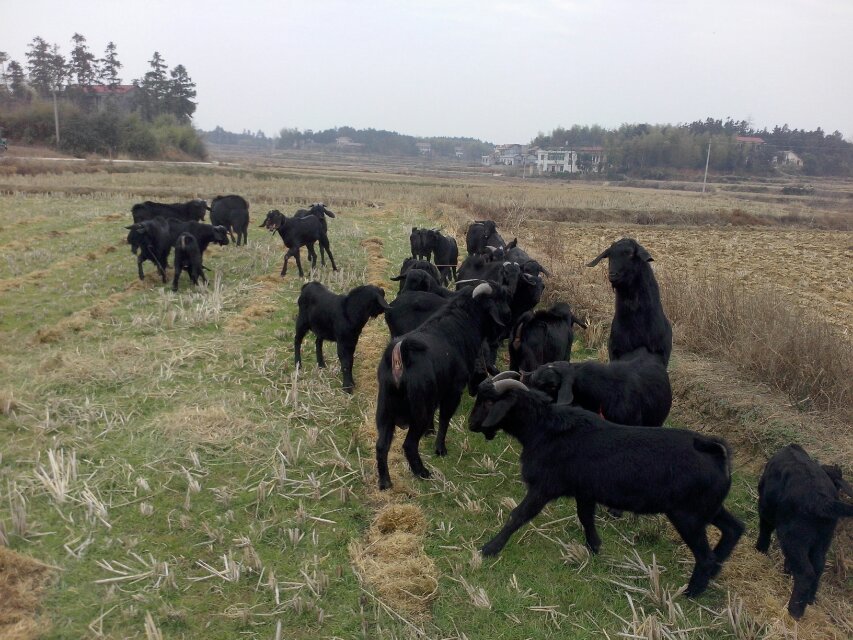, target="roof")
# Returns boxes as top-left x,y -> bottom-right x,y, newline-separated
578,146 -> 604,152
736,136 -> 765,144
